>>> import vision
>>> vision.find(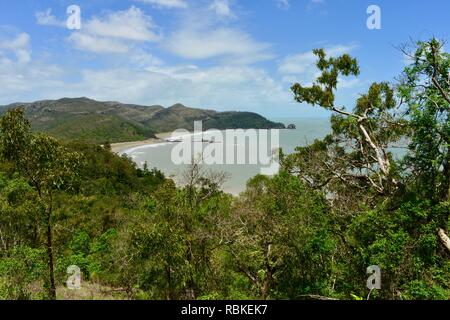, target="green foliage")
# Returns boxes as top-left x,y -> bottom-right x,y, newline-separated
203,112 -> 285,130
0,246 -> 46,300
398,38 -> 450,201
221,172 -> 335,299
46,114 -> 155,145
291,48 -> 359,109
345,199 -> 450,299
